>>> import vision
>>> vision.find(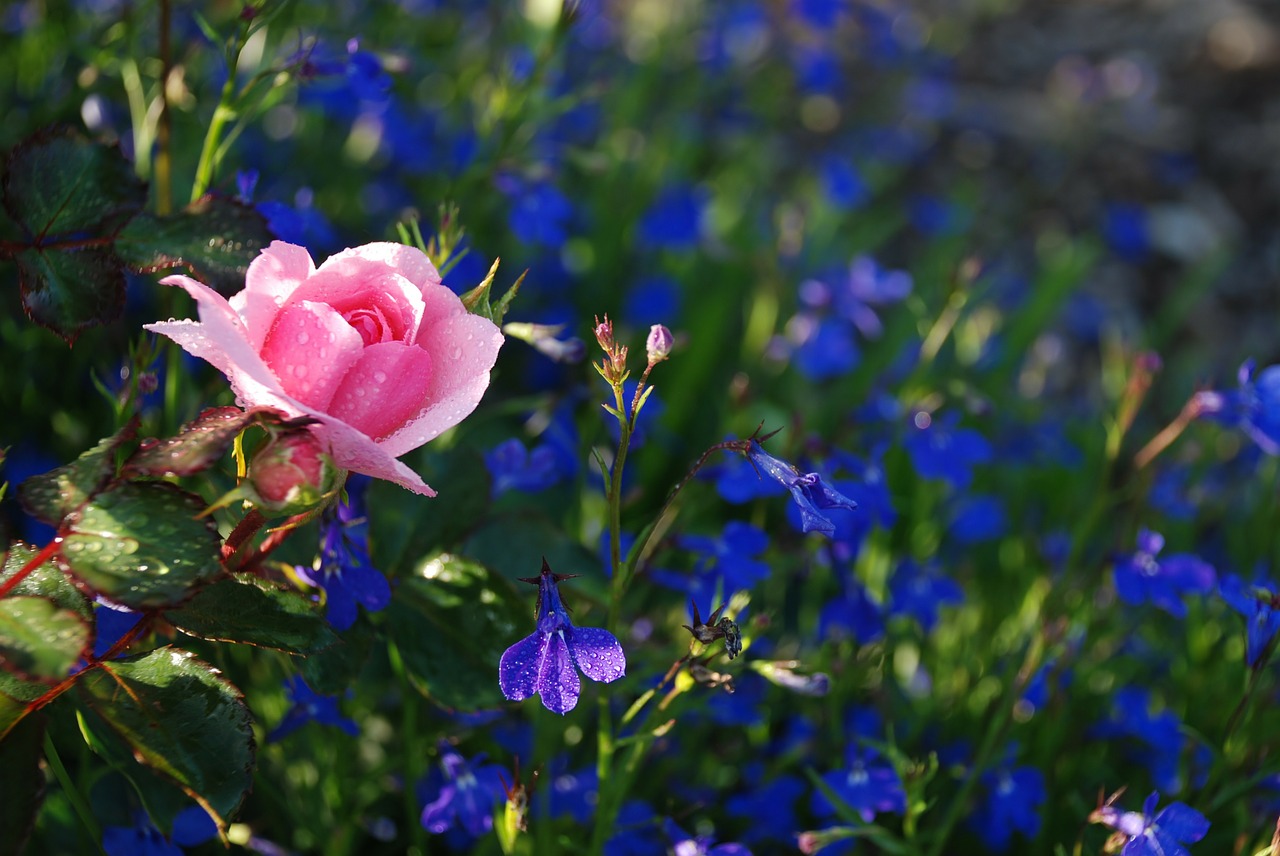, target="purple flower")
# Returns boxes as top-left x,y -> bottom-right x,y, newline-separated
295,476 -> 390,631
419,743 -> 507,838
744,441 -> 857,535
904,411 -> 991,489
833,256 -> 912,338
103,806 -> 217,856
499,559 -> 626,714
1090,792 -> 1209,855
665,819 -> 752,856
266,676 -> 359,743
1113,529 -> 1216,618
486,438 -> 564,497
